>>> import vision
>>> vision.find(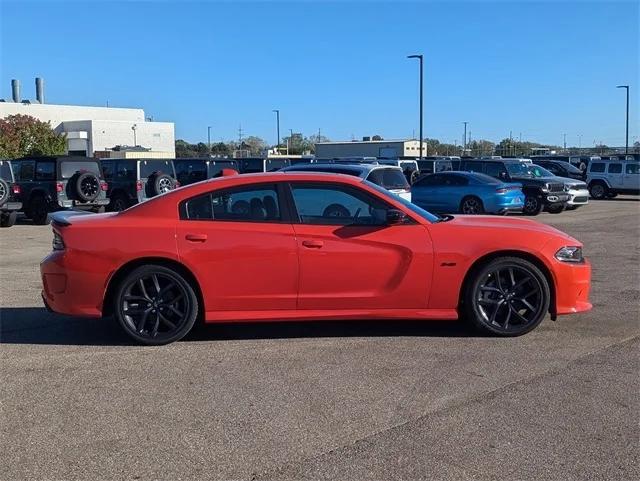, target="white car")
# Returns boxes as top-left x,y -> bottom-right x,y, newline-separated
281,163 -> 412,202
561,178 -> 590,209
